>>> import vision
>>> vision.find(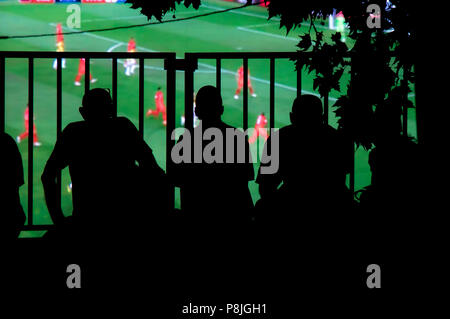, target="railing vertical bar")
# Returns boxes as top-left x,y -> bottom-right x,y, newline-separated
324,93 -> 329,125
350,142 -> 355,195
84,57 -> 90,92
243,58 -> 249,166
297,54 -> 302,97
56,57 -> 62,210
0,57 -> 4,133
402,67 -> 409,137
185,56 -> 194,132
269,57 -> 275,130
184,54 -> 195,211
112,58 -> 118,117
27,58 -> 34,226
402,99 -> 408,136
243,58 -> 248,131
216,58 -> 221,92
349,60 -> 355,196
139,58 -> 144,137
165,55 -> 176,209
414,64 -> 423,145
